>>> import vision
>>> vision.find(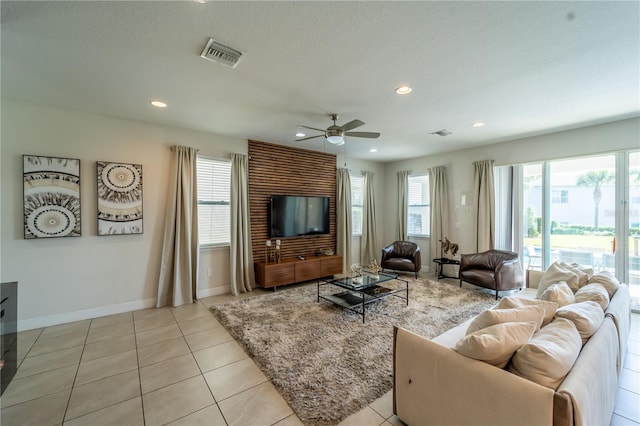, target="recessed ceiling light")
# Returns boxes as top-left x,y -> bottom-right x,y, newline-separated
472,122 -> 485,127
369,148 -> 378,153
395,85 -> 412,95
295,132 -> 305,138
194,0 -> 207,3
150,100 -> 167,108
